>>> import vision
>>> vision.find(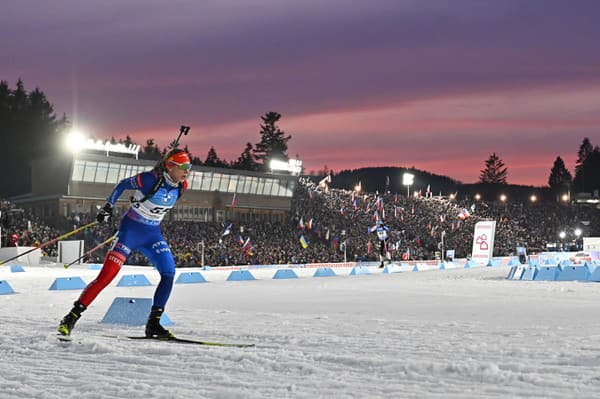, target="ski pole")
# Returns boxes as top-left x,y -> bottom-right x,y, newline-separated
63,233 -> 116,269
0,220 -> 99,266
